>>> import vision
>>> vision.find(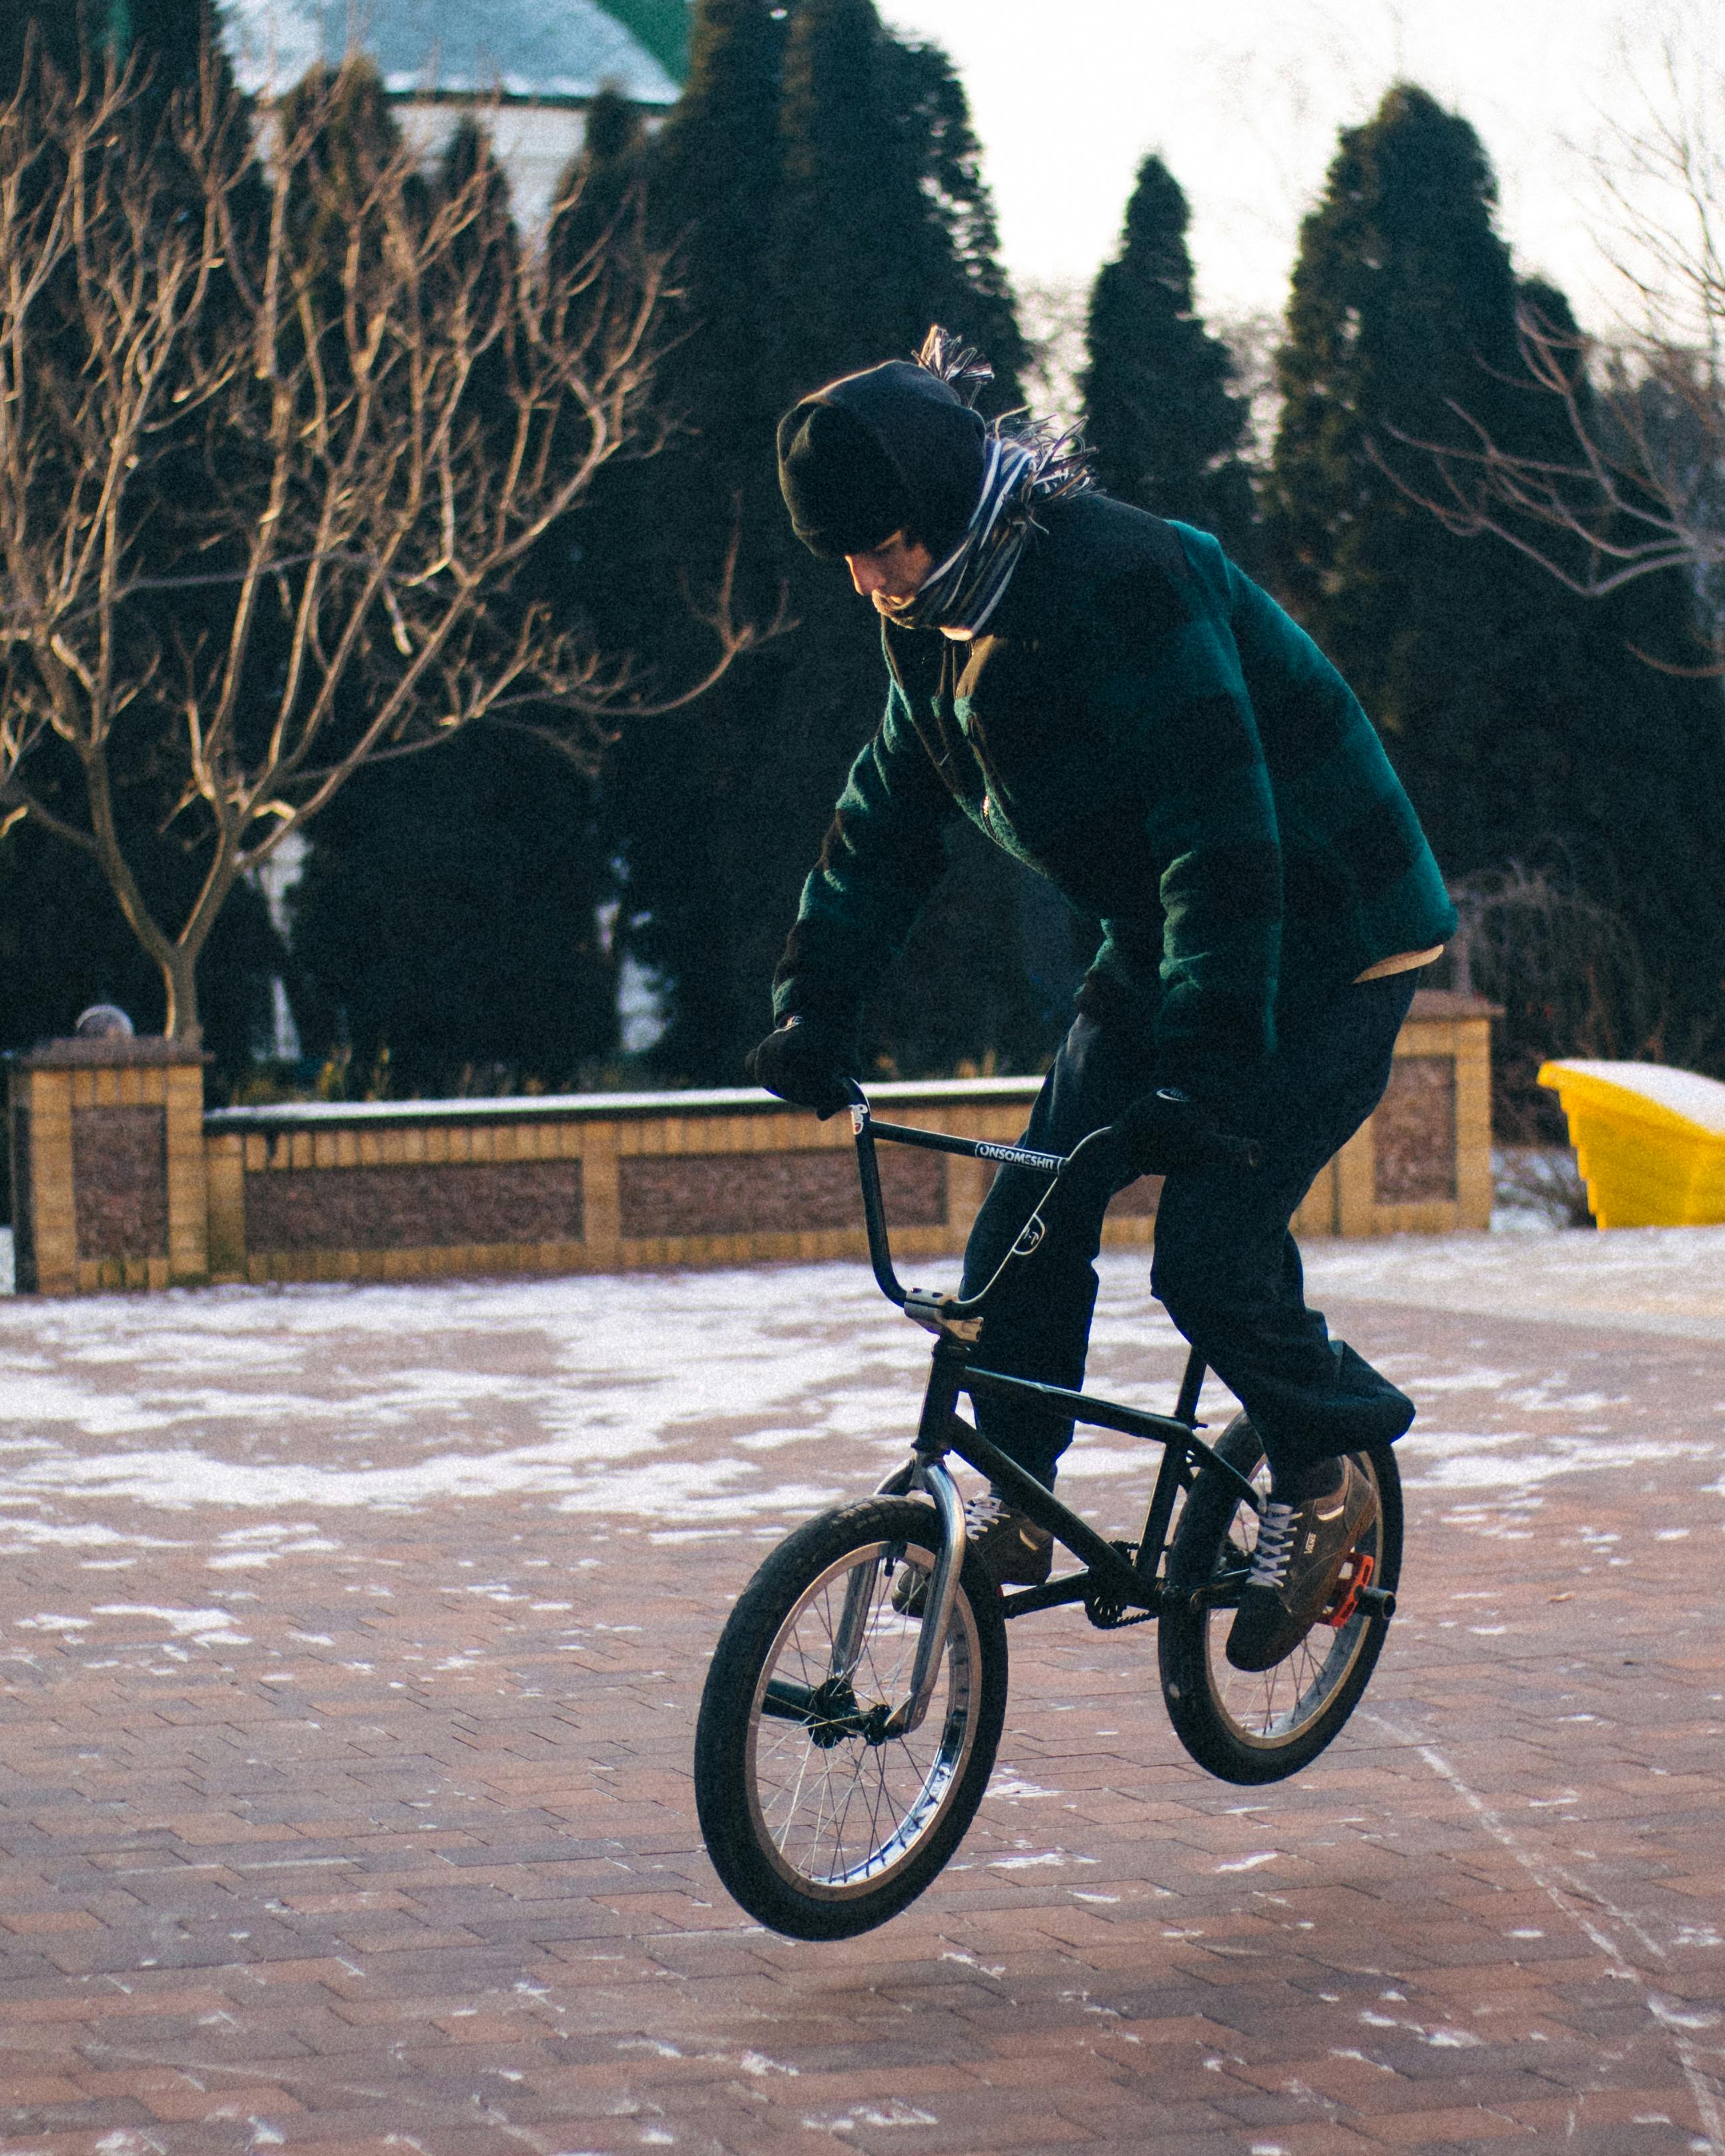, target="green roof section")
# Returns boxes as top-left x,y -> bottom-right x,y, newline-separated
224,0 -> 682,105
596,0 -> 689,85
